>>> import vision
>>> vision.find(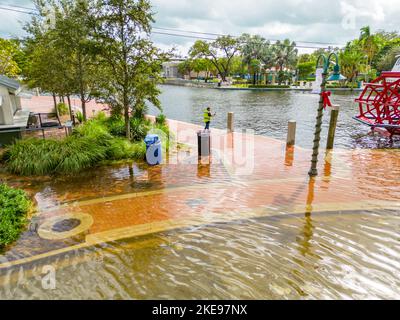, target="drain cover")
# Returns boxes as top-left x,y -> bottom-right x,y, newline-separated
51,218 -> 81,233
